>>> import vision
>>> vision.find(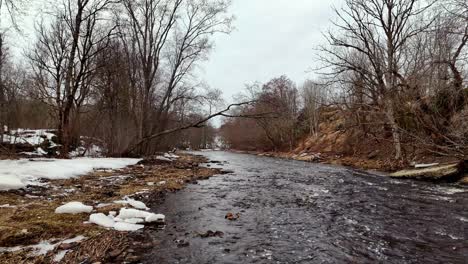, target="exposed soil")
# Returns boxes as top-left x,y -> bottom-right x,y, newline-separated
0,154 -> 221,263
233,107 -> 462,174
